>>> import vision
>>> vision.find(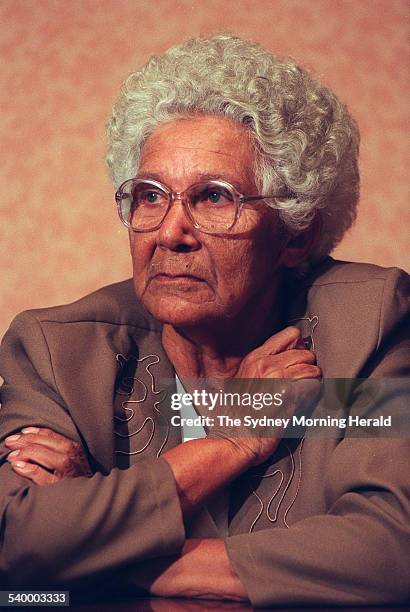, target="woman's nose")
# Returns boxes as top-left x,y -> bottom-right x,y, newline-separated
156,198 -> 200,252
